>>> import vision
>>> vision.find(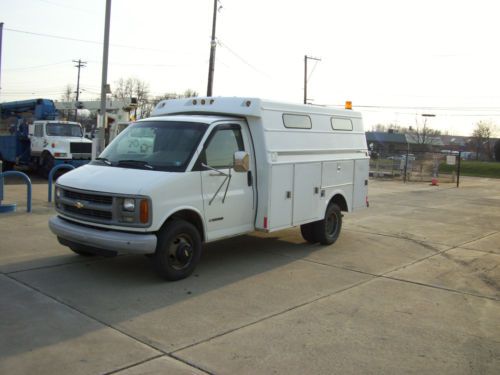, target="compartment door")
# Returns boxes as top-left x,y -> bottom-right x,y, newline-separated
268,164 -> 293,230
353,159 -> 369,210
292,162 -> 322,225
